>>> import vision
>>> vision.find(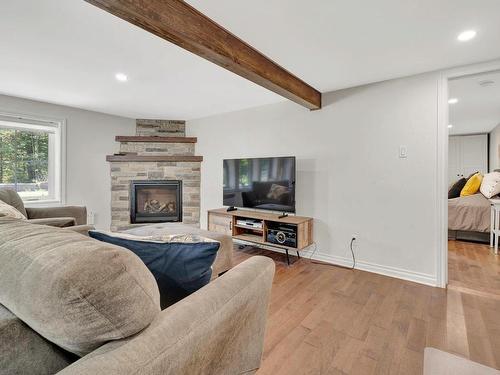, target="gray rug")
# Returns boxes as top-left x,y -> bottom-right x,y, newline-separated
424,348 -> 500,375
